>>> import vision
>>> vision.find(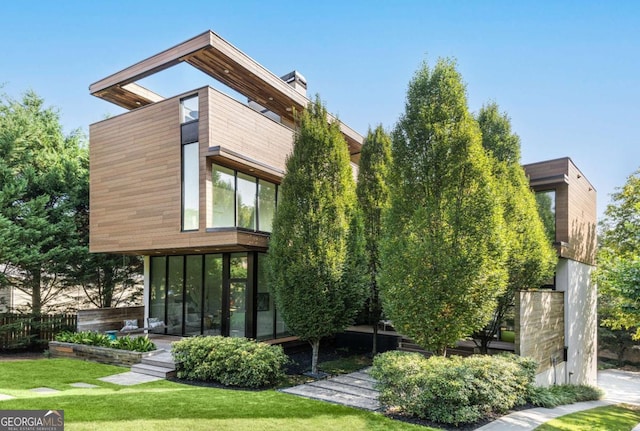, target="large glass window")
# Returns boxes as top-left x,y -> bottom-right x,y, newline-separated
229,253 -> 248,338
258,180 -> 276,233
167,256 -> 184,336
150,257 -> 167,329
204,255 -> 223,335
182,142 -> 199,231
535,190 -> 556,244
212,164 -> 236,228
184,256 -> 203,336
237,173 -> 257,230
181,95 -> 199,123
210,163 -> 277,232
256,253 -> 275,340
